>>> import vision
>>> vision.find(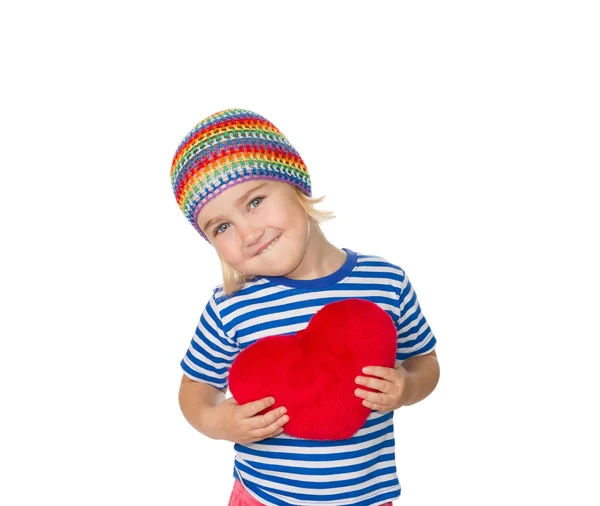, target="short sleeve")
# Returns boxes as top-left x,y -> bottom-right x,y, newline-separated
396,271 -> 437,363
180,291 -> 240,390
